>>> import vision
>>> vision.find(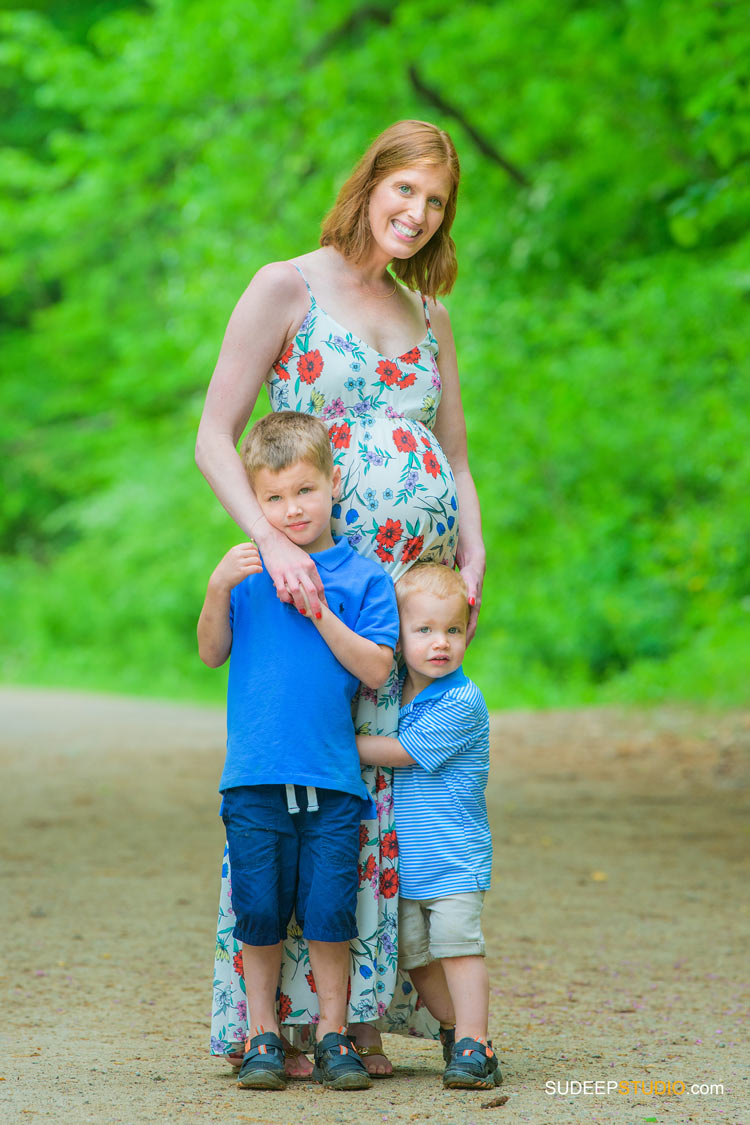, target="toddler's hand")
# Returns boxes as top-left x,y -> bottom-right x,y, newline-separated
210,543 -> 263,592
